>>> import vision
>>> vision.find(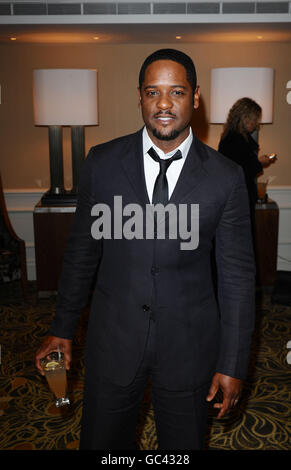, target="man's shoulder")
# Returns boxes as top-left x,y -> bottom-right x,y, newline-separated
196,137 -> 241,176
89,129 -> 141,157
